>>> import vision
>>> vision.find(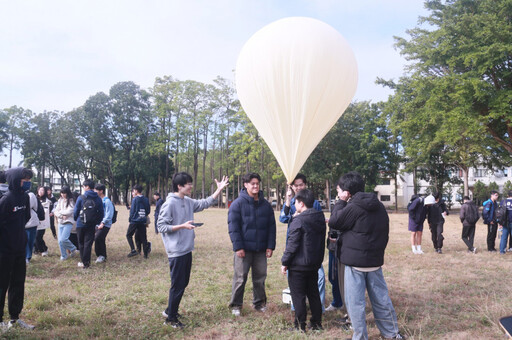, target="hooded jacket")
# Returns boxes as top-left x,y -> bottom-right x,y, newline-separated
54,197 -> 76,225
460,200 -> 479,226
157,193 -> 215,258
426,199 -> 448,225
228,189 -> 276,252
328,192 -> 389,268
73,190 -> 104,228
0,167 -> 31,255
408,196 -> 426,229
129,195 -> 150,224
281,208 -> 326,271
